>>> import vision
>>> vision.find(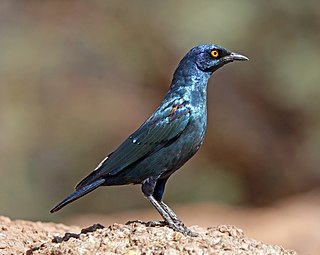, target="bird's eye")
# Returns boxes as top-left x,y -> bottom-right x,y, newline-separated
210,50 -> 219,58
